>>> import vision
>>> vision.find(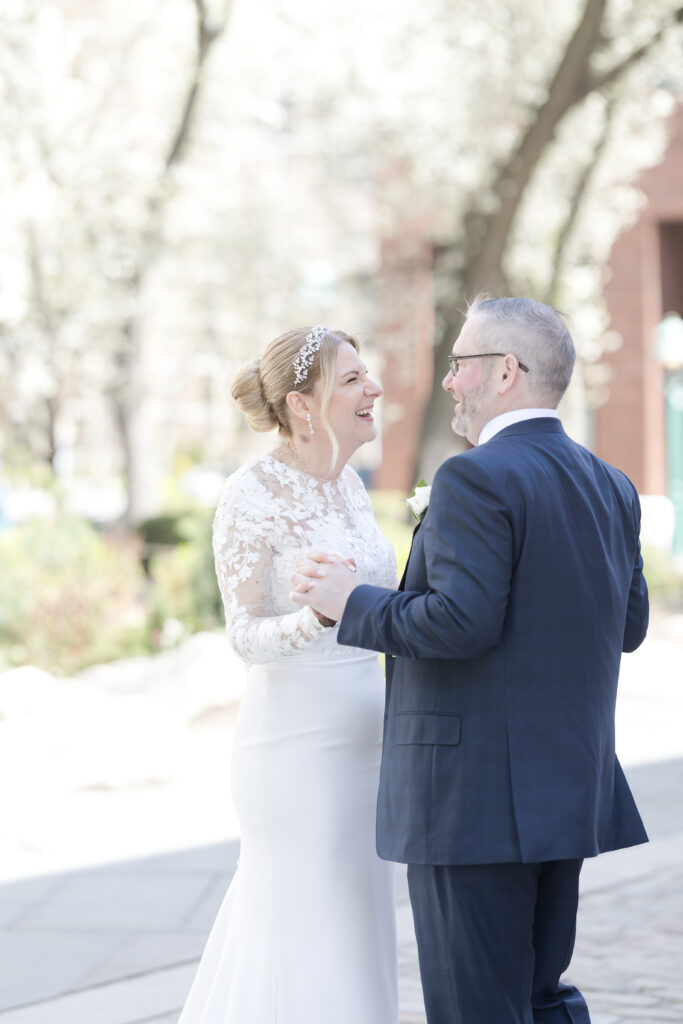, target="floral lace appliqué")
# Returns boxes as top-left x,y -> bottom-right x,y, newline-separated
212,455 -> 397,664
